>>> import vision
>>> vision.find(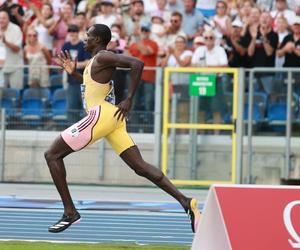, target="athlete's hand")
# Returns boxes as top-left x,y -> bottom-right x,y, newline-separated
56,50 -> 77,75
114,98 -> 132,121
